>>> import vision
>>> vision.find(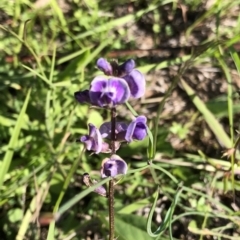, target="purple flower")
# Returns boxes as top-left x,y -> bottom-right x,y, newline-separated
75,58 -> 145,107
119,59 -> 136,74
79,123 -> 121,153
118,59 -> 145,99
101,154 -> 128,178
89,76 -> 130,108
97,58 -> 113,76
125,116 -> 147,142
80,123 -> 103,154
95,58 -> 146,99
74,90 -> 92,105
123,69 -> 145,99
